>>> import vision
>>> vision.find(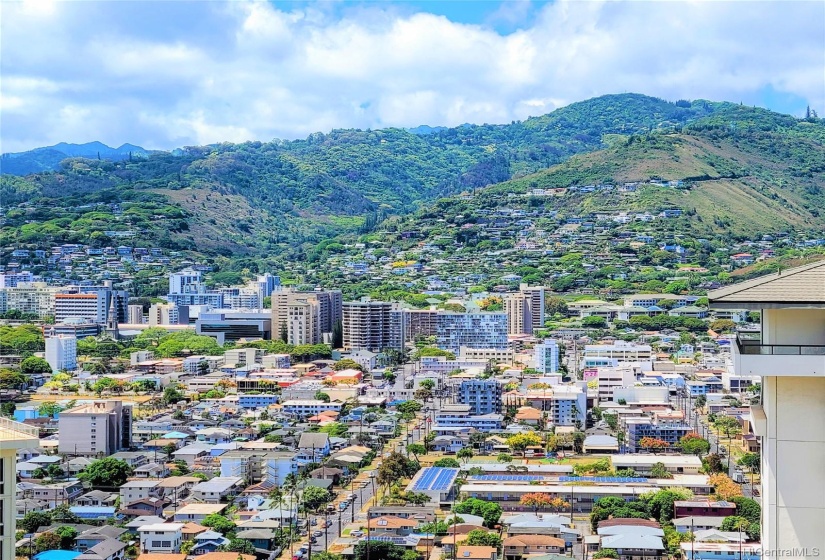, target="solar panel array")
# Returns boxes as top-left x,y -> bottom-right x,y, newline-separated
470,474 -> 544,482
559,476 -> 649,483
412,467 -> 459,491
